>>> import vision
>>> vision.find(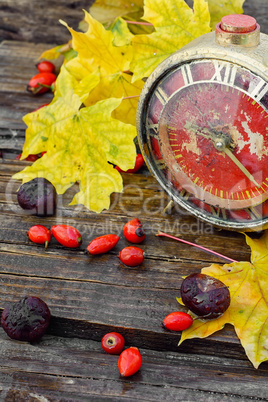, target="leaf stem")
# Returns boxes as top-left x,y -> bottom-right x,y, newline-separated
156,231 -> 238,263
123,95 -> 140,100
125,20 -> 153,26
